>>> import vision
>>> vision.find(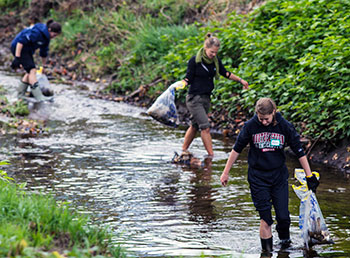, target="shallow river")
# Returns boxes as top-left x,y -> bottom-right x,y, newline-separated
0,71 -> 349,258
